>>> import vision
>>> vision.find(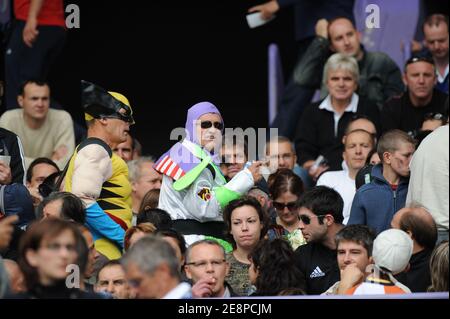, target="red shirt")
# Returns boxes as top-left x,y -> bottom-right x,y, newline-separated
14,0 -> 65,27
